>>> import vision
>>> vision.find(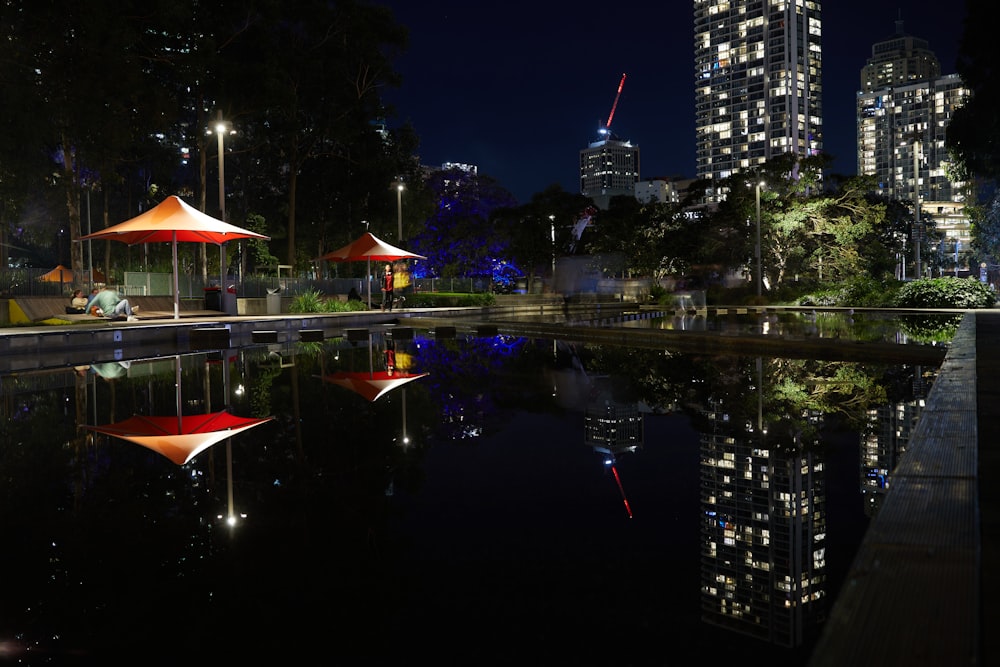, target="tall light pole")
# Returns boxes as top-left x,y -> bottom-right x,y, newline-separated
216,112 -> 227,223
393,181 -> 404,240
214,111 -> 233,311
549,214 -> 556,279
912,137 -> 922,279
755,181 -> 764,297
